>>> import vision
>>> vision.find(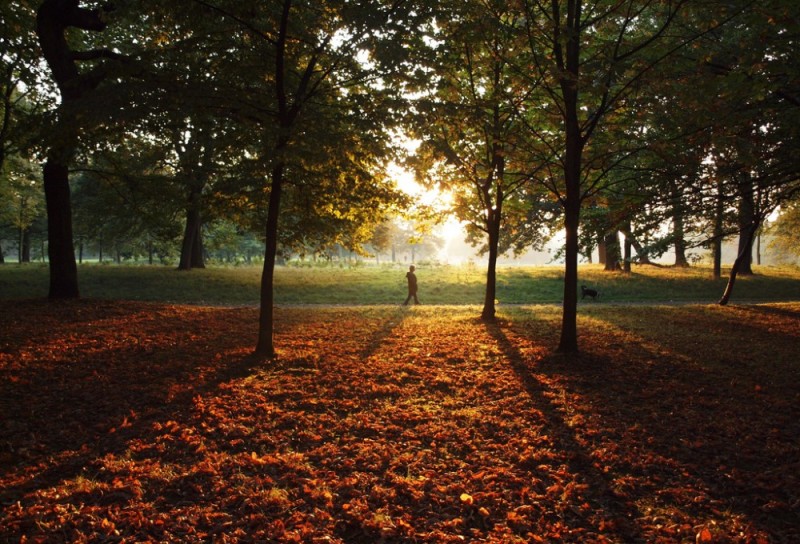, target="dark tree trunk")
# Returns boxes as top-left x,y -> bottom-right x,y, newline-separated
719,222 -> 759,305
556,0 -> 583,355
22,229 -> 31,262
481,184 -> 503,322
482,227 -> 499,321
597,239 -> 607,265
178,190 -> 204,270
736,175 -> 756,275
622,221 -> 632,273
603,230 -> 620,271
669,180 -> 689,268
256,161 -> 284,358
19,227 -> 32,263
559,193 -> 581,353
712,178 -> 725,280
36,0 -> 113,298
43,160 -> 79,297
619,226 -> 652,265
672,210 -> 689,267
